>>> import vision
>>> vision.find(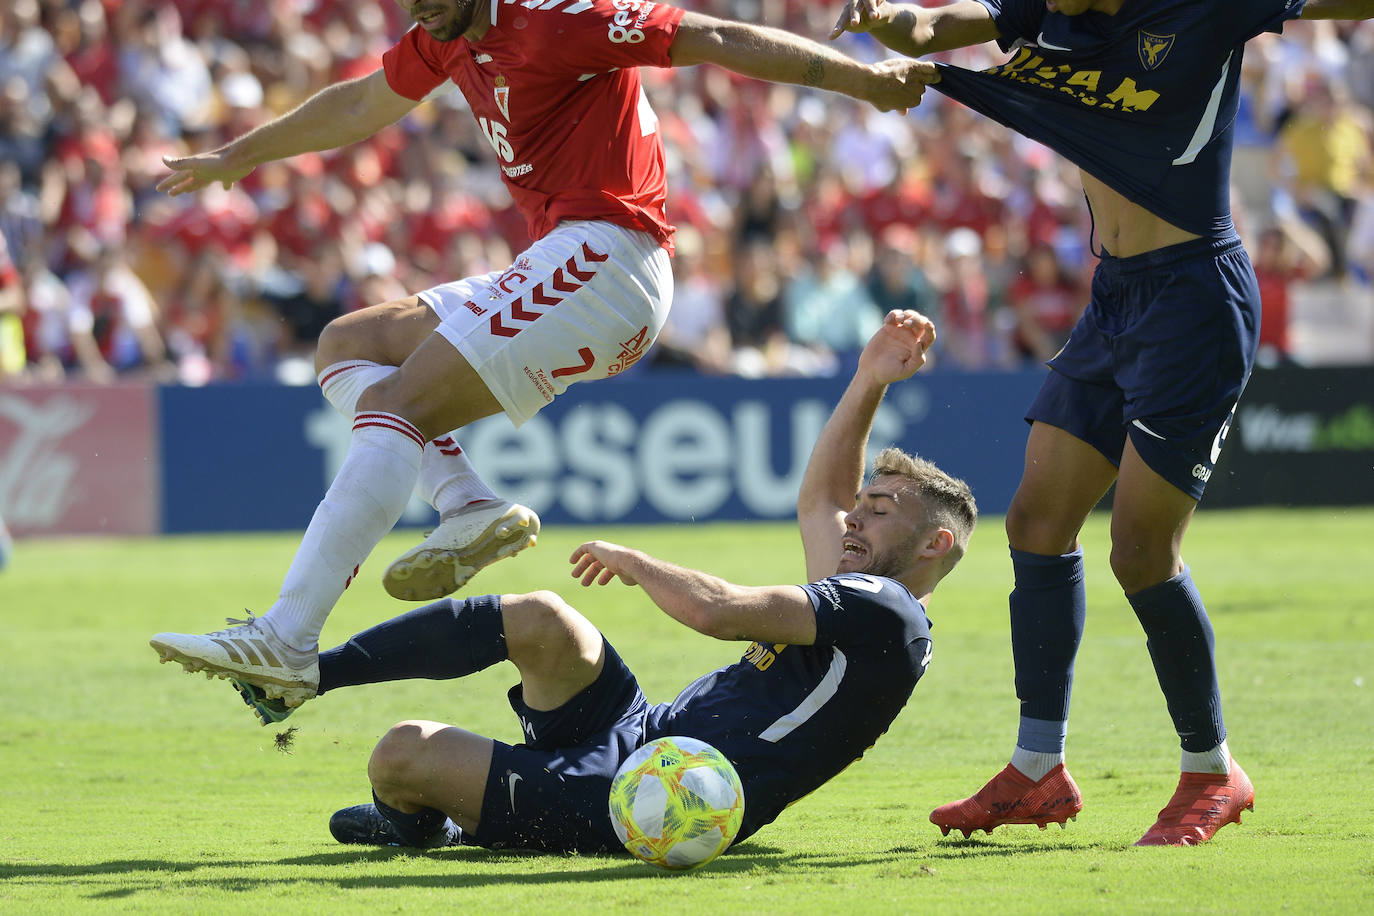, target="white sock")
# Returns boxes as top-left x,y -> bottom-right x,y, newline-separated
419,432 -> 498,517
1010,747 -> 1064,782
262,412 -> 425,651
1180,739 -> 1231,775
318,360 -> 398,418
318,362 -> 497,516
